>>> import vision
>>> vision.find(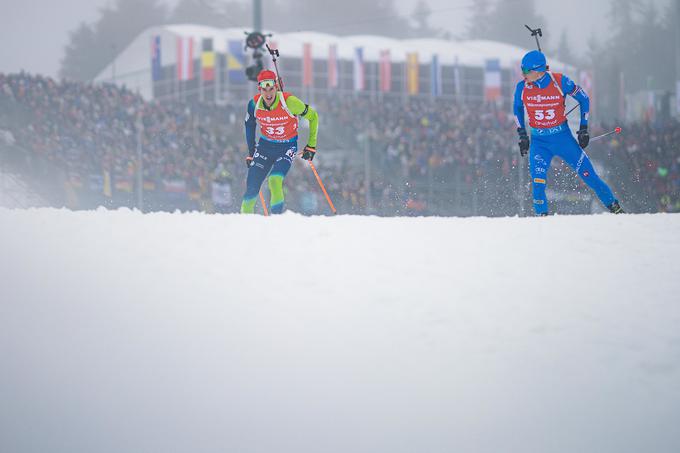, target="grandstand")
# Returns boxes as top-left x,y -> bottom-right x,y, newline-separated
1,71 -> 678,216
